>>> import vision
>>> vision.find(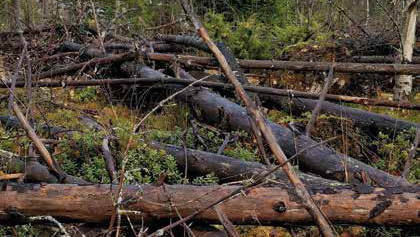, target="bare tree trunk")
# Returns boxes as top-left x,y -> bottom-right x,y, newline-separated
0,183 -> 418,226
12,0 -> 22,32
366,0 -> 370,27
394,0 -> 418,101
